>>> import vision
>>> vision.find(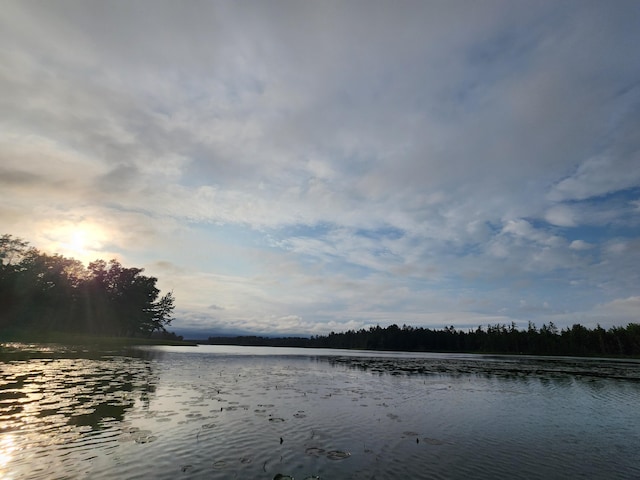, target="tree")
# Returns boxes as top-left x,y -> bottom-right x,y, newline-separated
85,259 -> 175,337
146,291 -> 175,334
0,234 -> 29,267
0,235 -> 31,314
0,234 -> 176,338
